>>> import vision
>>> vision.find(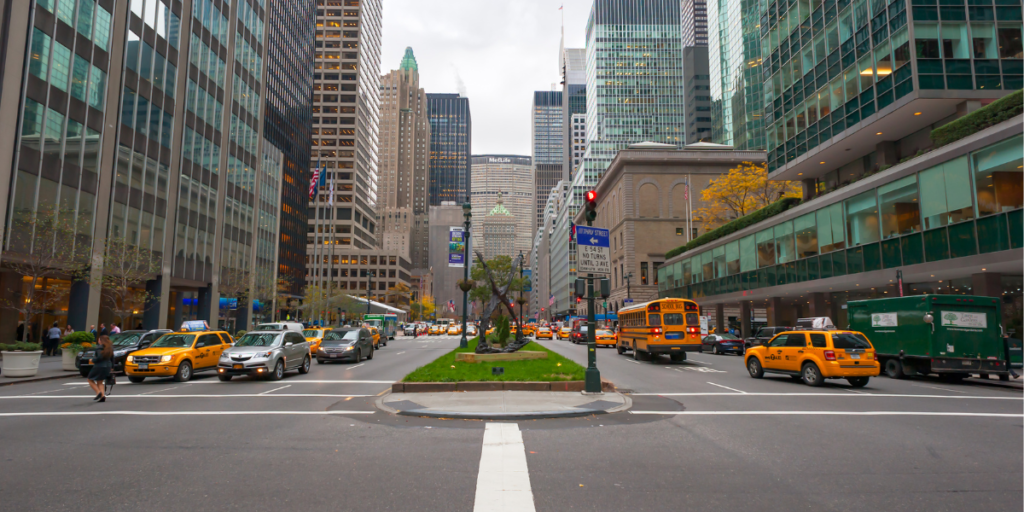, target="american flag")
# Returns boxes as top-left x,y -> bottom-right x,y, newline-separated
549,295 -> 554,306
308,166 -> 321,199
448,300 -> 456,312
683,181 -> 689,200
